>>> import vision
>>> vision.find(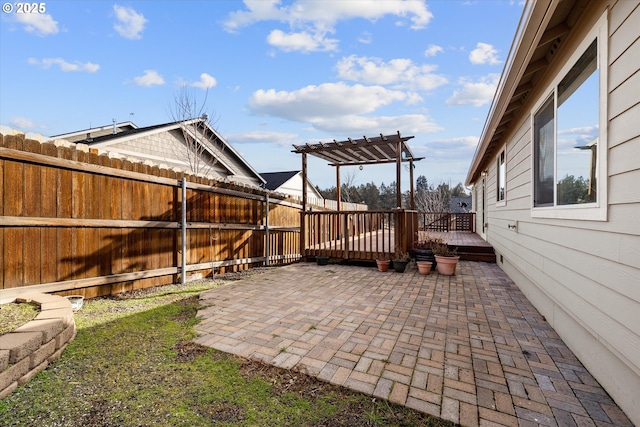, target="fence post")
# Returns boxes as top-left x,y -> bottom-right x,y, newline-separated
181,178 -> 187,284
265,194 -> 270,266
